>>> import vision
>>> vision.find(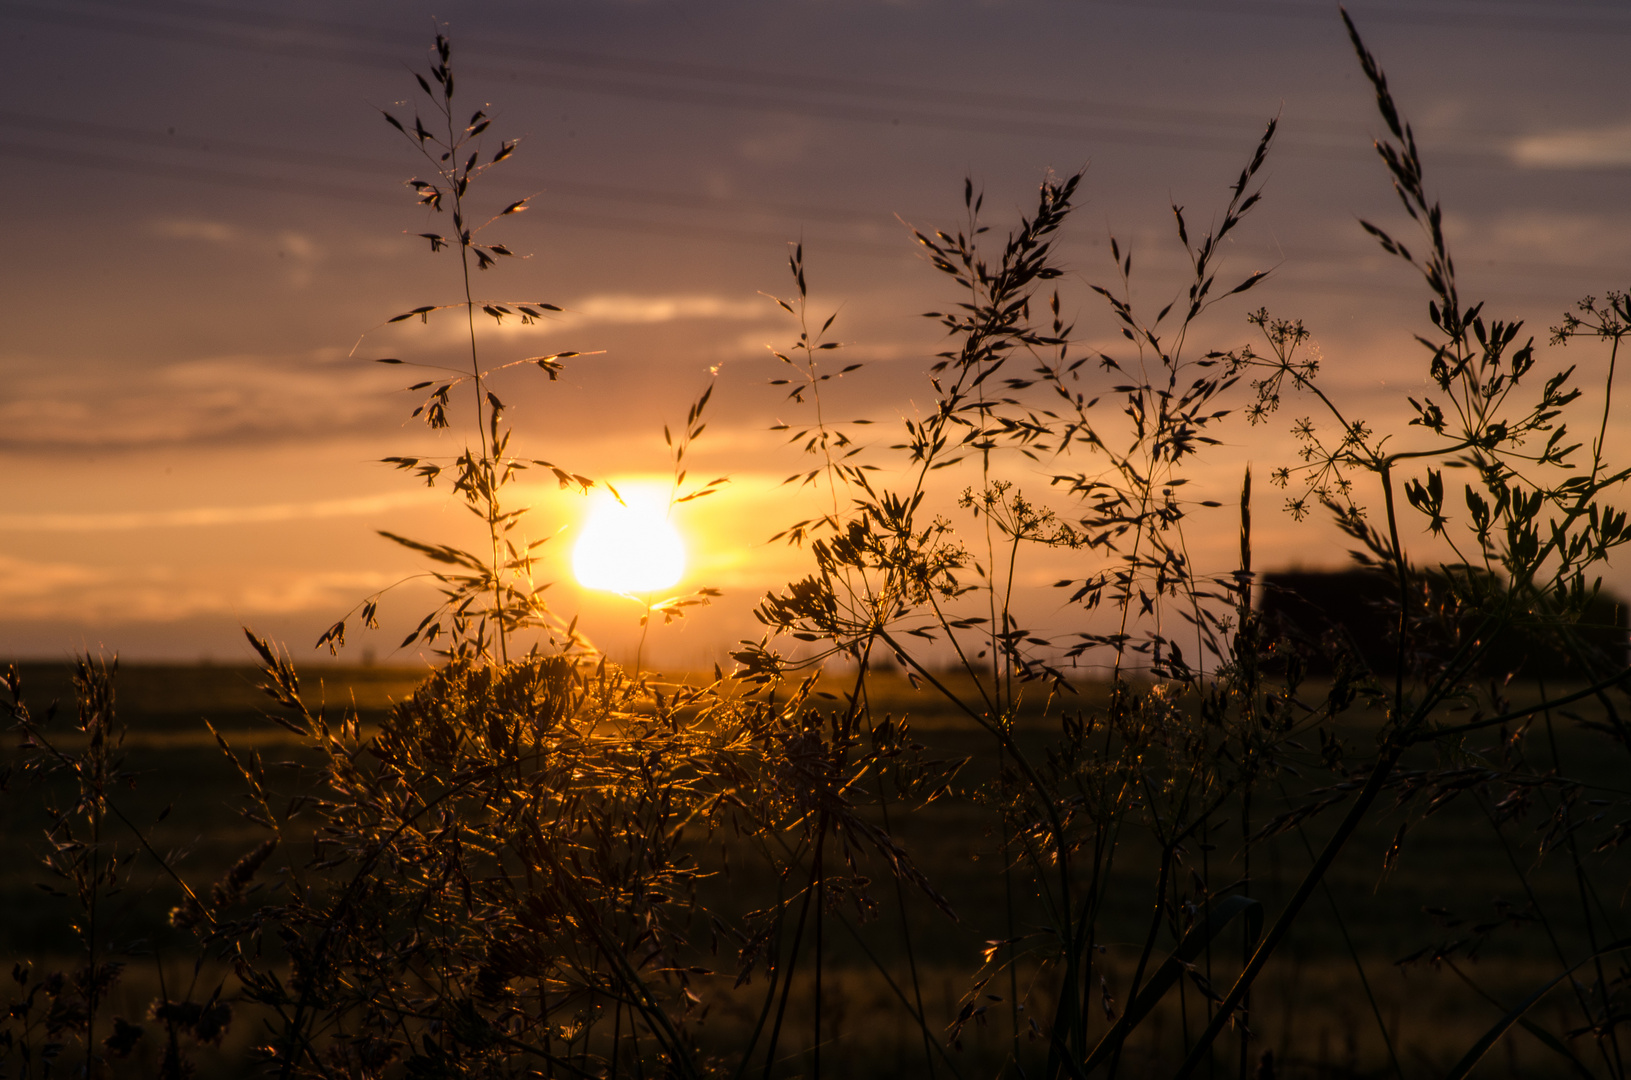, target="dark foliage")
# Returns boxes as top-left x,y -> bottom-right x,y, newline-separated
5,14 -> 1631,1080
